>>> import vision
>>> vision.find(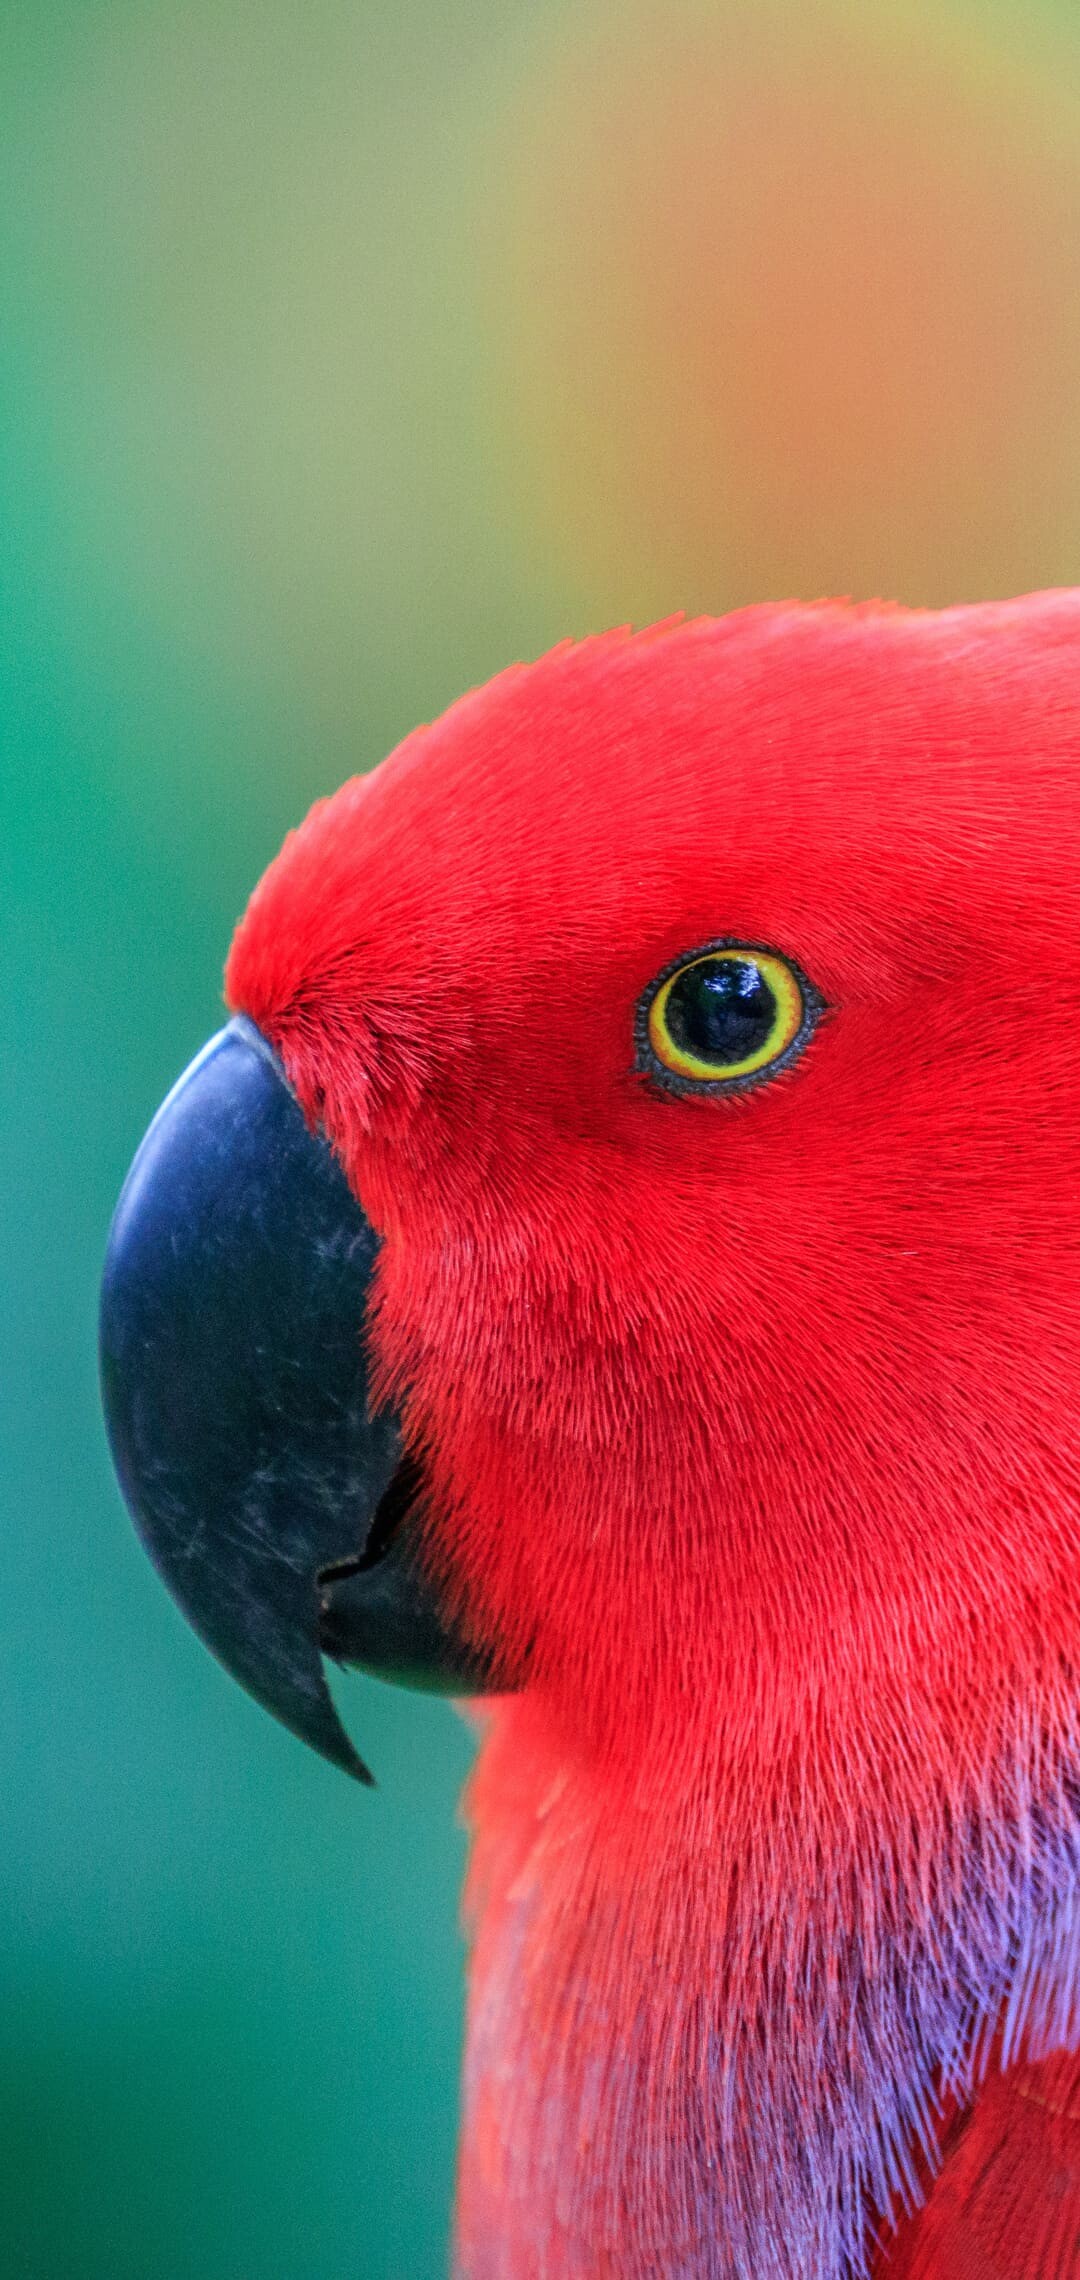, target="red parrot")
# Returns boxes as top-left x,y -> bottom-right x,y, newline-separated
101,593 -> 1080,2278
